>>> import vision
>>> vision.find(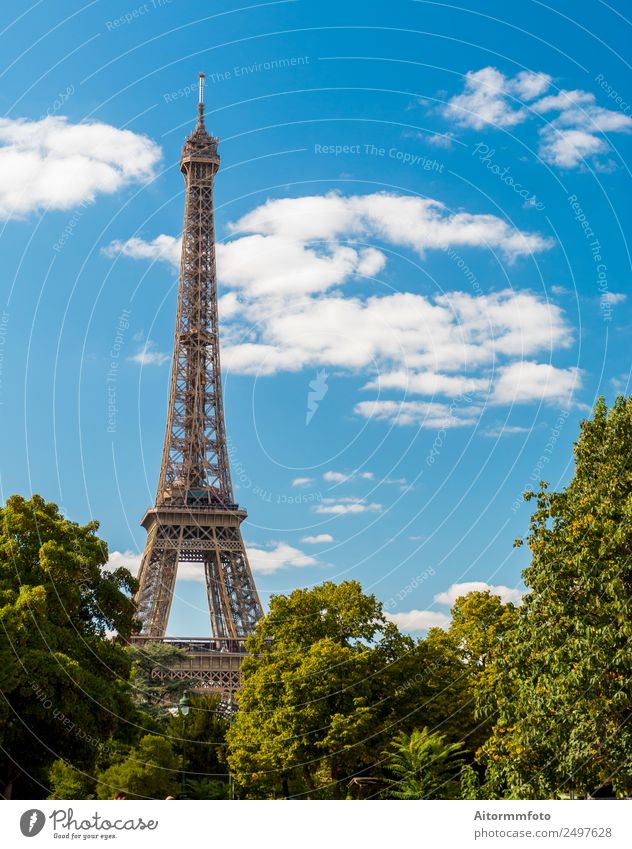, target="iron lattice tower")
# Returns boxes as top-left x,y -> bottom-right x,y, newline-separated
134,75 -> 263,640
